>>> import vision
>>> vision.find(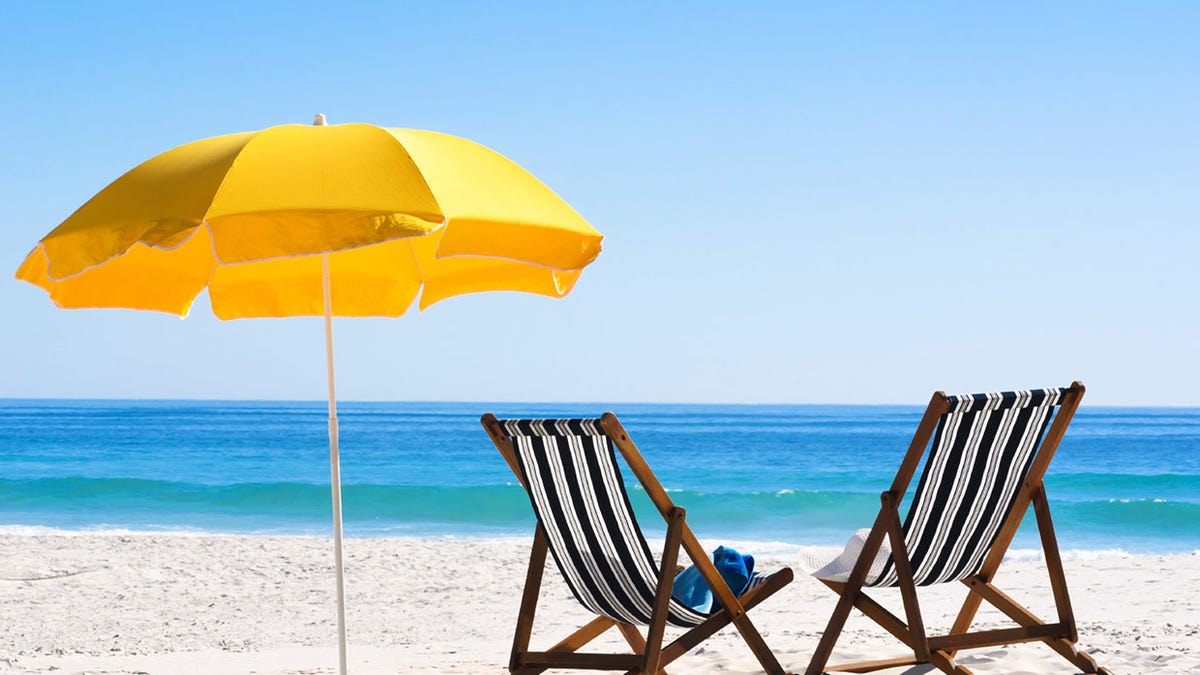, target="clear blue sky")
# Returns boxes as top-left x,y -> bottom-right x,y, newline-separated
2,2 -> 1196,405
